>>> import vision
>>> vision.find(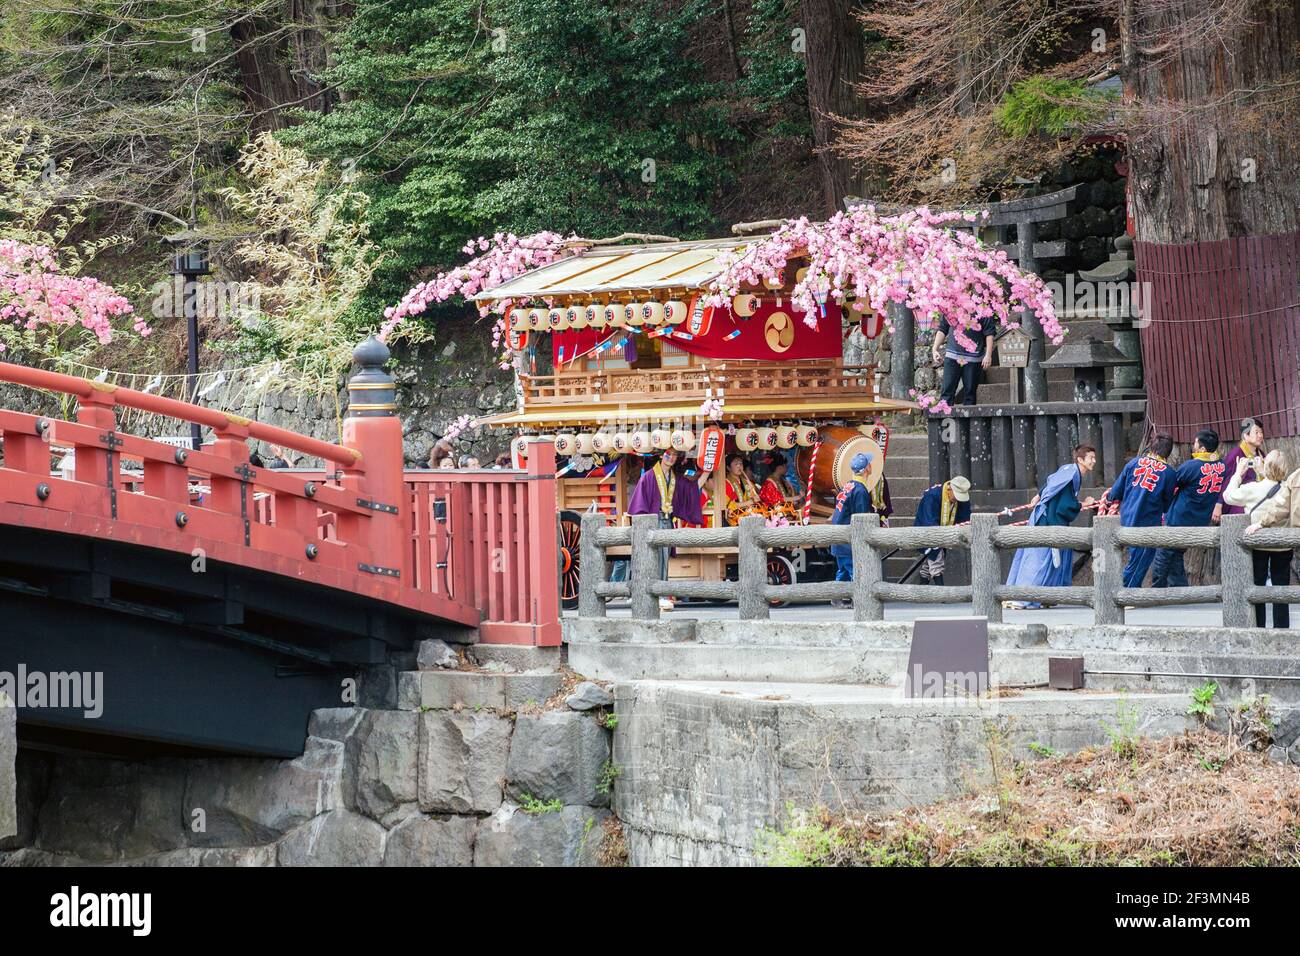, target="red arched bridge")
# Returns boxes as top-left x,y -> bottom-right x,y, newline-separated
0,338 -> 559,757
